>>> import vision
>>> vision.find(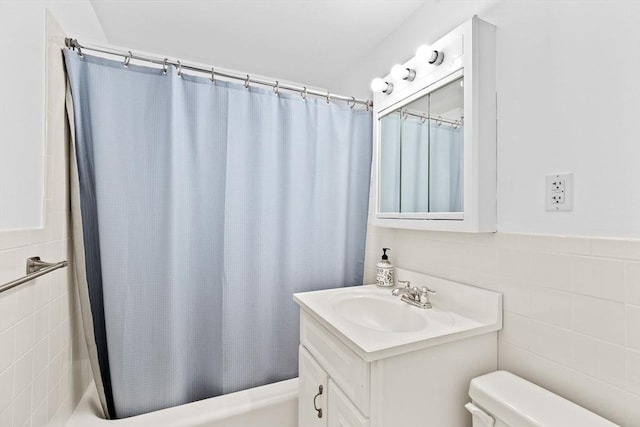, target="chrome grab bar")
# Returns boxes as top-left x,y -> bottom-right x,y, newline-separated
0,257 -> 68,294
